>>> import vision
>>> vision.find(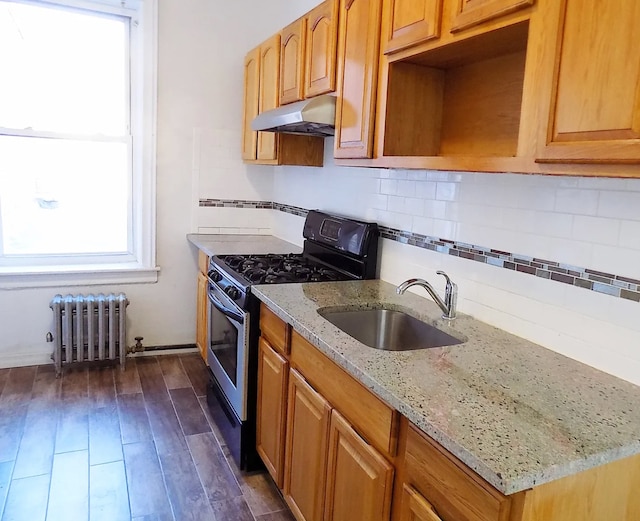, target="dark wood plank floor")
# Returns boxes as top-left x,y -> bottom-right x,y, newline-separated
0,354 -> 294,521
